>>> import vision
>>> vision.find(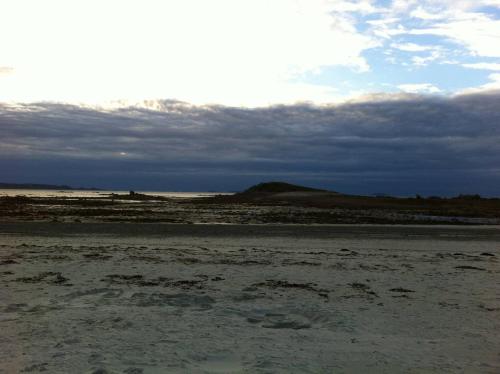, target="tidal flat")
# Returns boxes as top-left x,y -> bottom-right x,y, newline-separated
0,223 -> 499,373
